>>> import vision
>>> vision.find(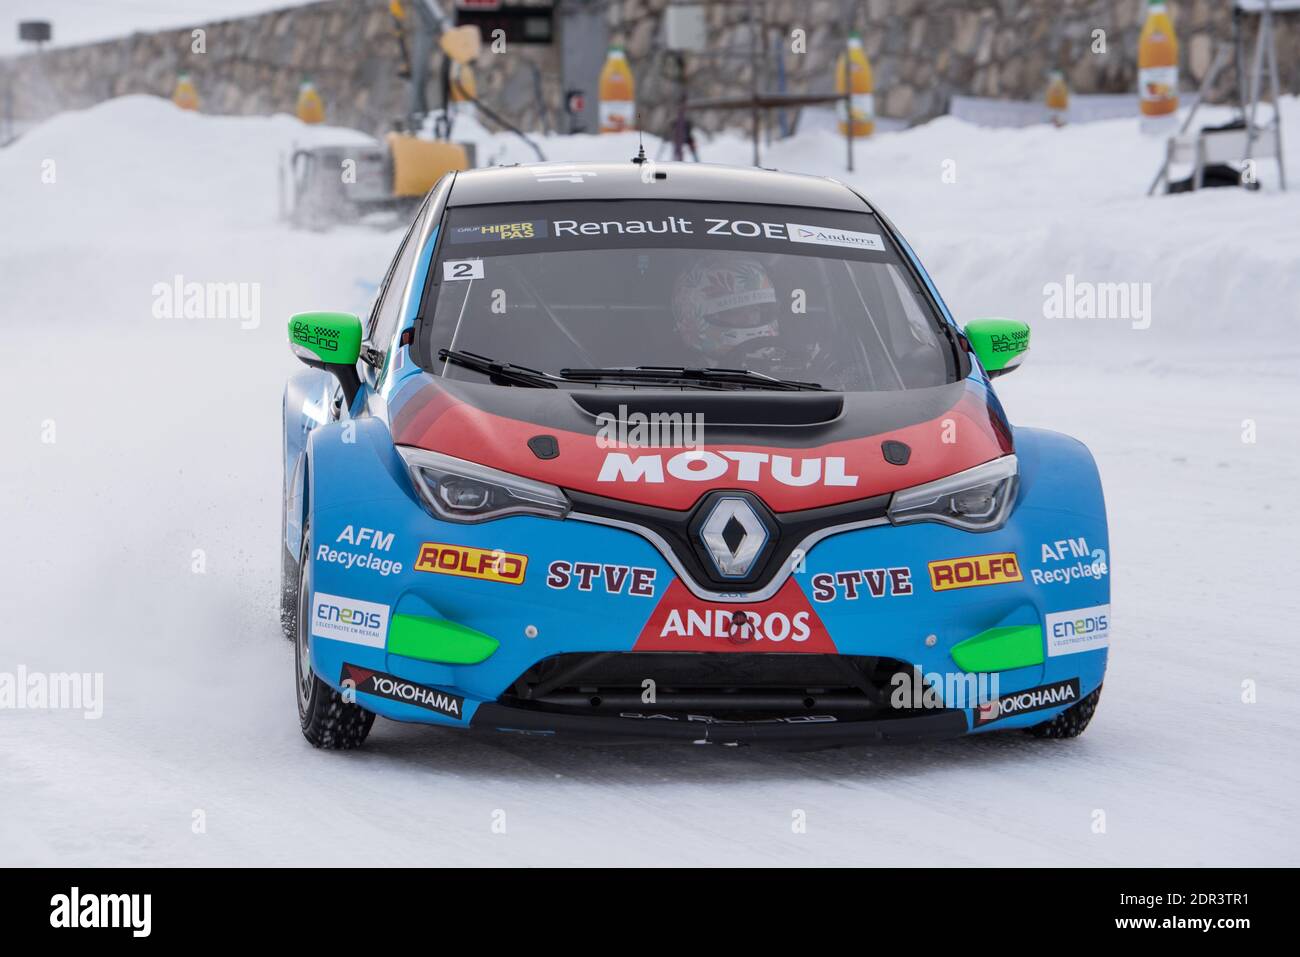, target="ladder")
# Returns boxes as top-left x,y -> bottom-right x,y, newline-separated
1148,0 -> 1292,194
